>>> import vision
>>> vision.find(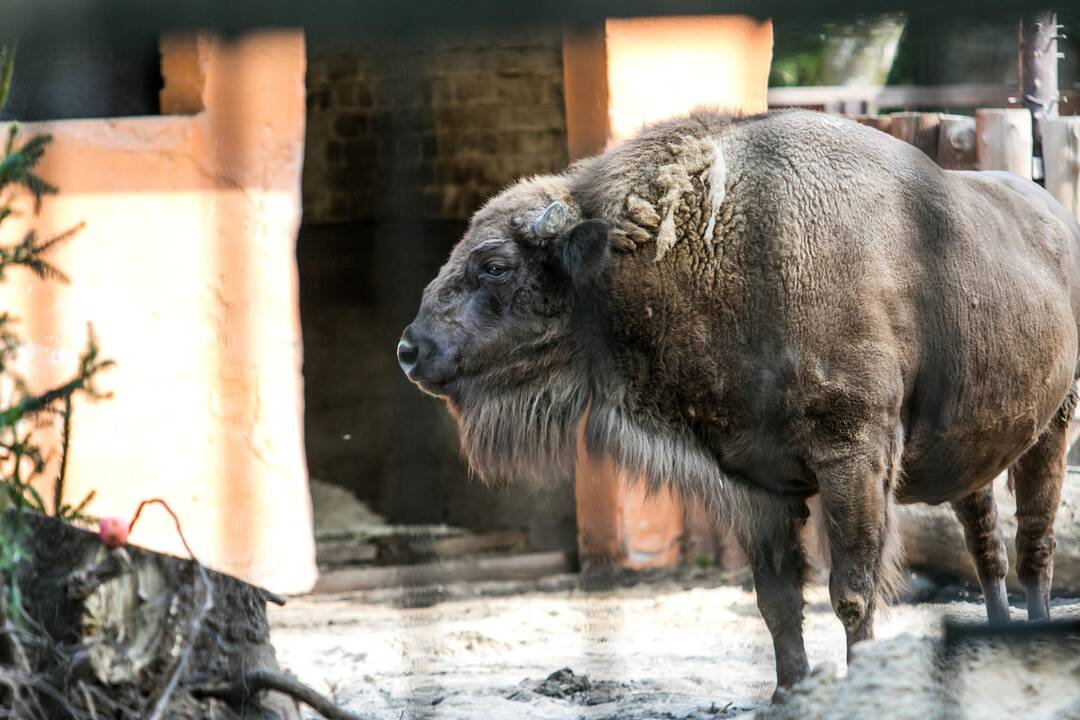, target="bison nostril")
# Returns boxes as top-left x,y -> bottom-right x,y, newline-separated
397,338 -> 419,373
